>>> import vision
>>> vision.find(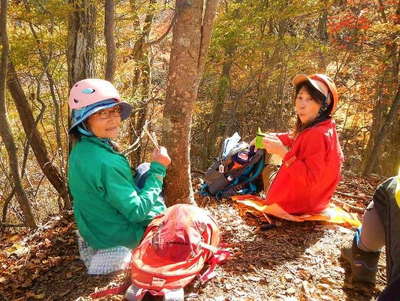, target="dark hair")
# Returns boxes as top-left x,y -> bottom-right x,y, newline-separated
293,80 -> 333,135
69,126 -> 83,146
